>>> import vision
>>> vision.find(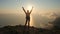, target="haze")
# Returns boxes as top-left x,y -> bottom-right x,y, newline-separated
0,0 -> 60,28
